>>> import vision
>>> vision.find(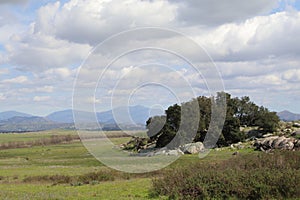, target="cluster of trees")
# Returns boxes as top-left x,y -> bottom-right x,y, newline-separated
146,92 -> 279,148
